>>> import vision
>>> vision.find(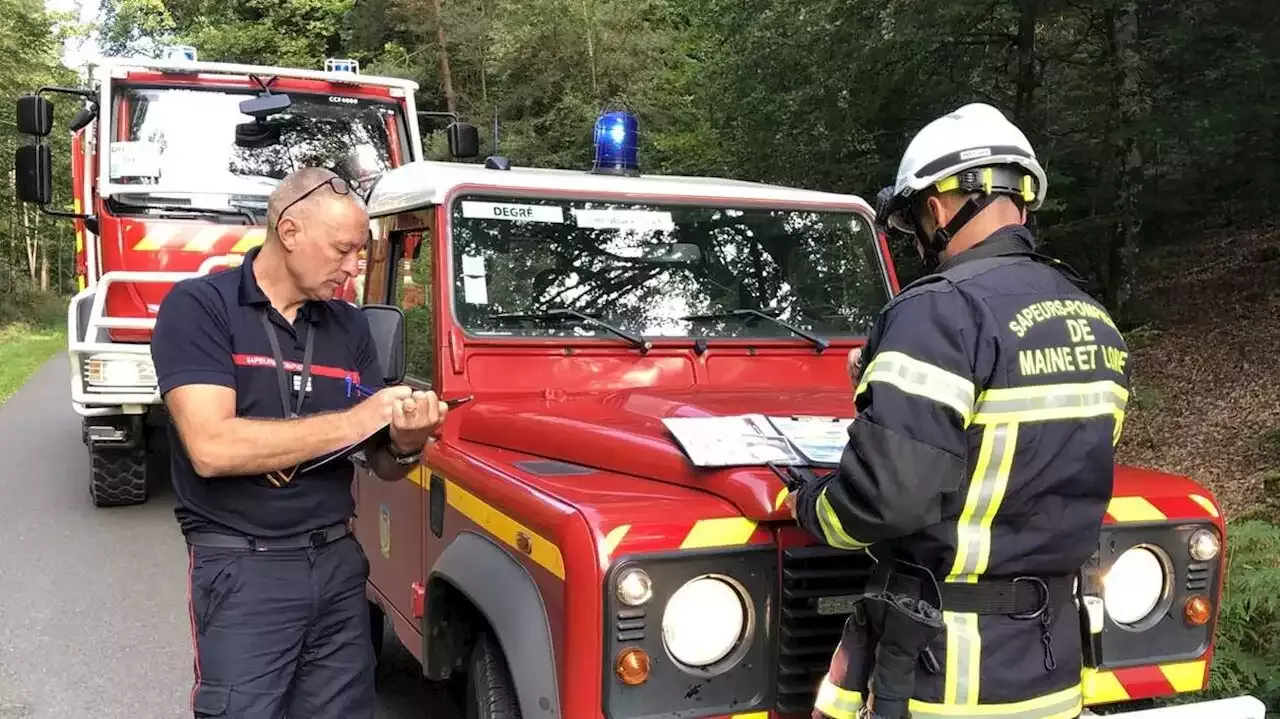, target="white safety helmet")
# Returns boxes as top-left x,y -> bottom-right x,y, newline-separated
875,103 -> 1047,238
